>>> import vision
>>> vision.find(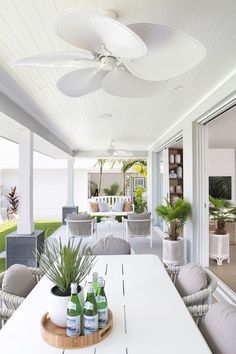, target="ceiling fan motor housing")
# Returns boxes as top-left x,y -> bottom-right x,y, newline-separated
100,56 -> 116,71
